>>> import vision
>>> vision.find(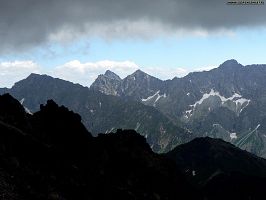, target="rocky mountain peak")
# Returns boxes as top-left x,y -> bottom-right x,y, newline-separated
125,69 -> 154,82
26,73 -> 52,81
0,93 -> 30,131
13,73 -> 53,88
104,70 -> 121,81
131,69 -> 147,77
28,73 -> 41,78
219,59 -> 243,70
